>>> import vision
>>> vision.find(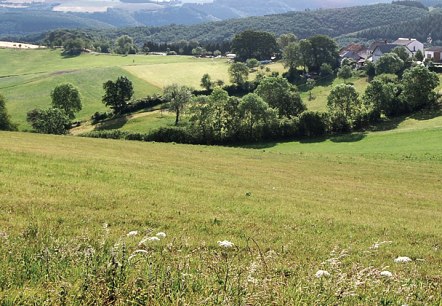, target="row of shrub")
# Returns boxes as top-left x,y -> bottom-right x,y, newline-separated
81,110 -> 377,145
